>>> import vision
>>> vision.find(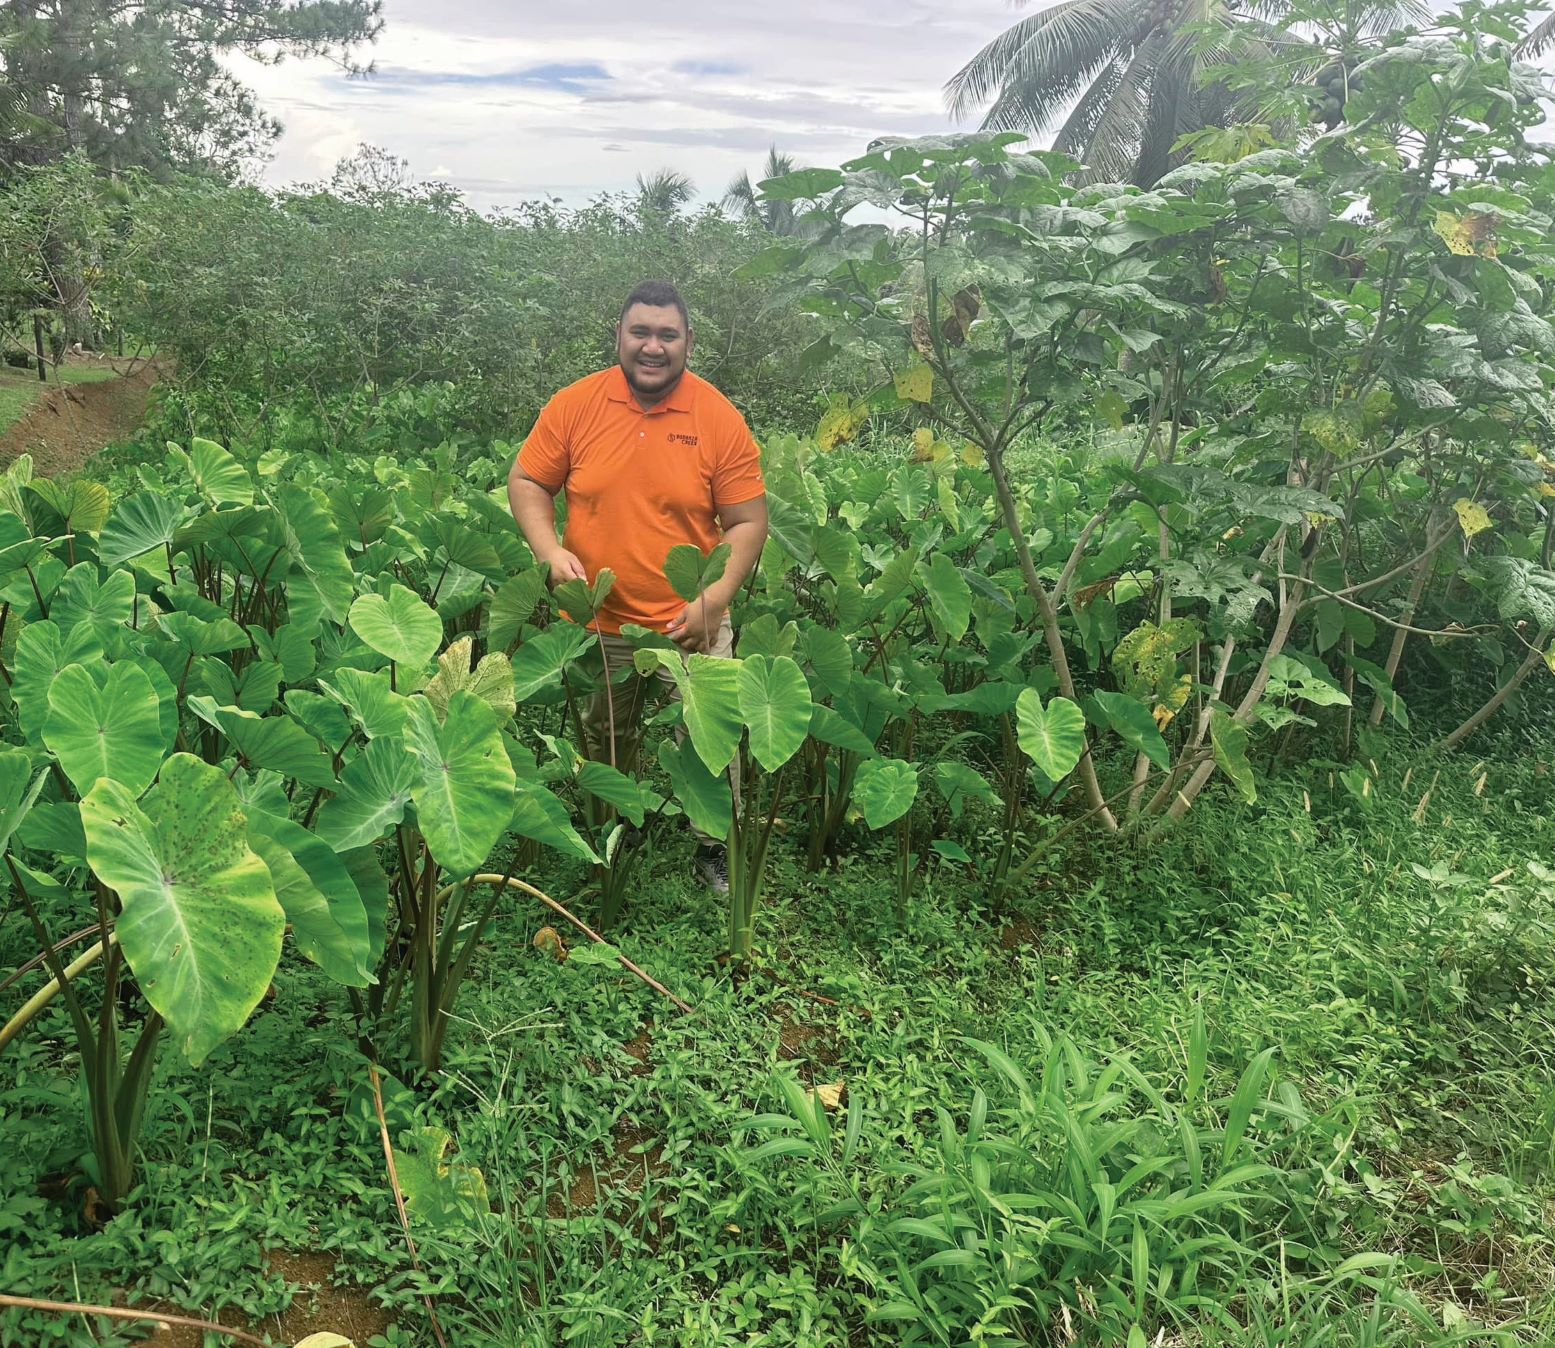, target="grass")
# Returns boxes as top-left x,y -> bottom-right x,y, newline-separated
1,727 -> 1552,1346
0,359 -> 122,436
